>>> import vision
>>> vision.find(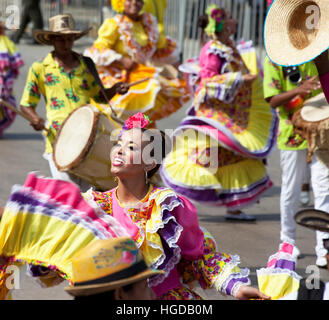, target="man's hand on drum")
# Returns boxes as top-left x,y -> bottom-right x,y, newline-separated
296,76 -> 321,97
